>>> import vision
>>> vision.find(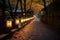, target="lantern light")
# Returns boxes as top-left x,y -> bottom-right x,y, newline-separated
6,20 -> 12,28
15,19 -> 20,25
